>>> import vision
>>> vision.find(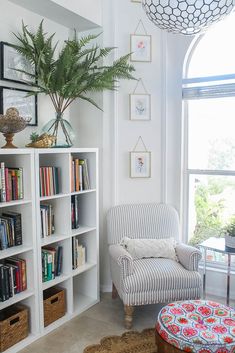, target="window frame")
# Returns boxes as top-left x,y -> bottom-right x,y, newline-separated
182,39 -> 235,258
